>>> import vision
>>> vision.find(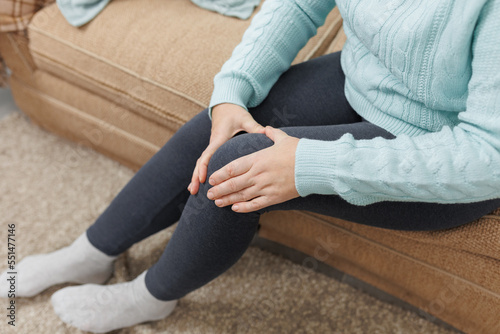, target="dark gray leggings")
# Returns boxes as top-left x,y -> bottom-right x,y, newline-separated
86,52 -> 500,301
